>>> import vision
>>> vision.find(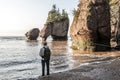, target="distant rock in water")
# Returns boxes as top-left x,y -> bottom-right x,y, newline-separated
40,4 -> 69,41
70,0 -> 111,51
25,28 -> 40,40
